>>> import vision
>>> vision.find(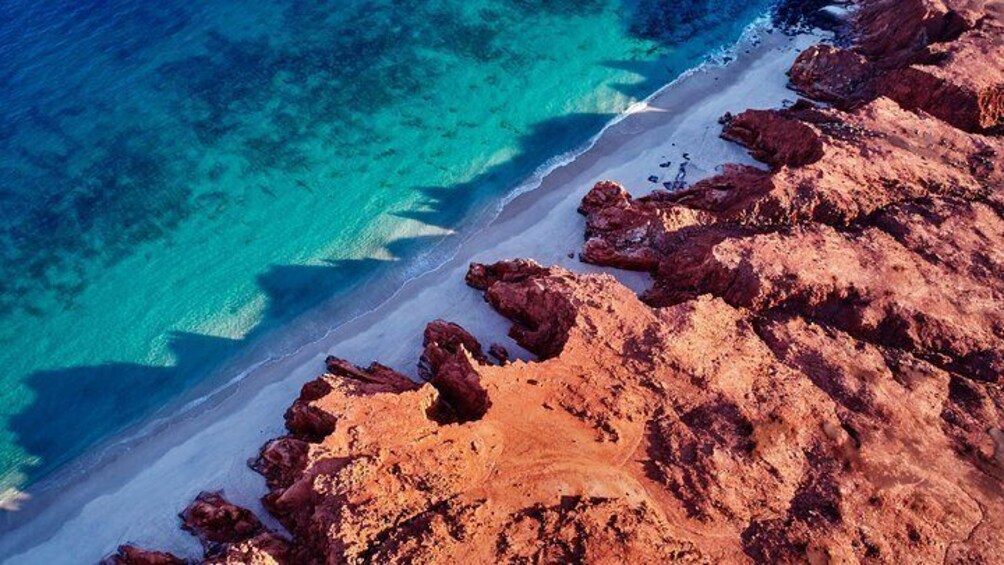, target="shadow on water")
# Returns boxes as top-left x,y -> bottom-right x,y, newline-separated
603,0 -> 778,100
604,0 -> 843,100
6,245 -> 439,492
397,112 -> 614,230
4,109 -> 614,496
5,262 -> 373,490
